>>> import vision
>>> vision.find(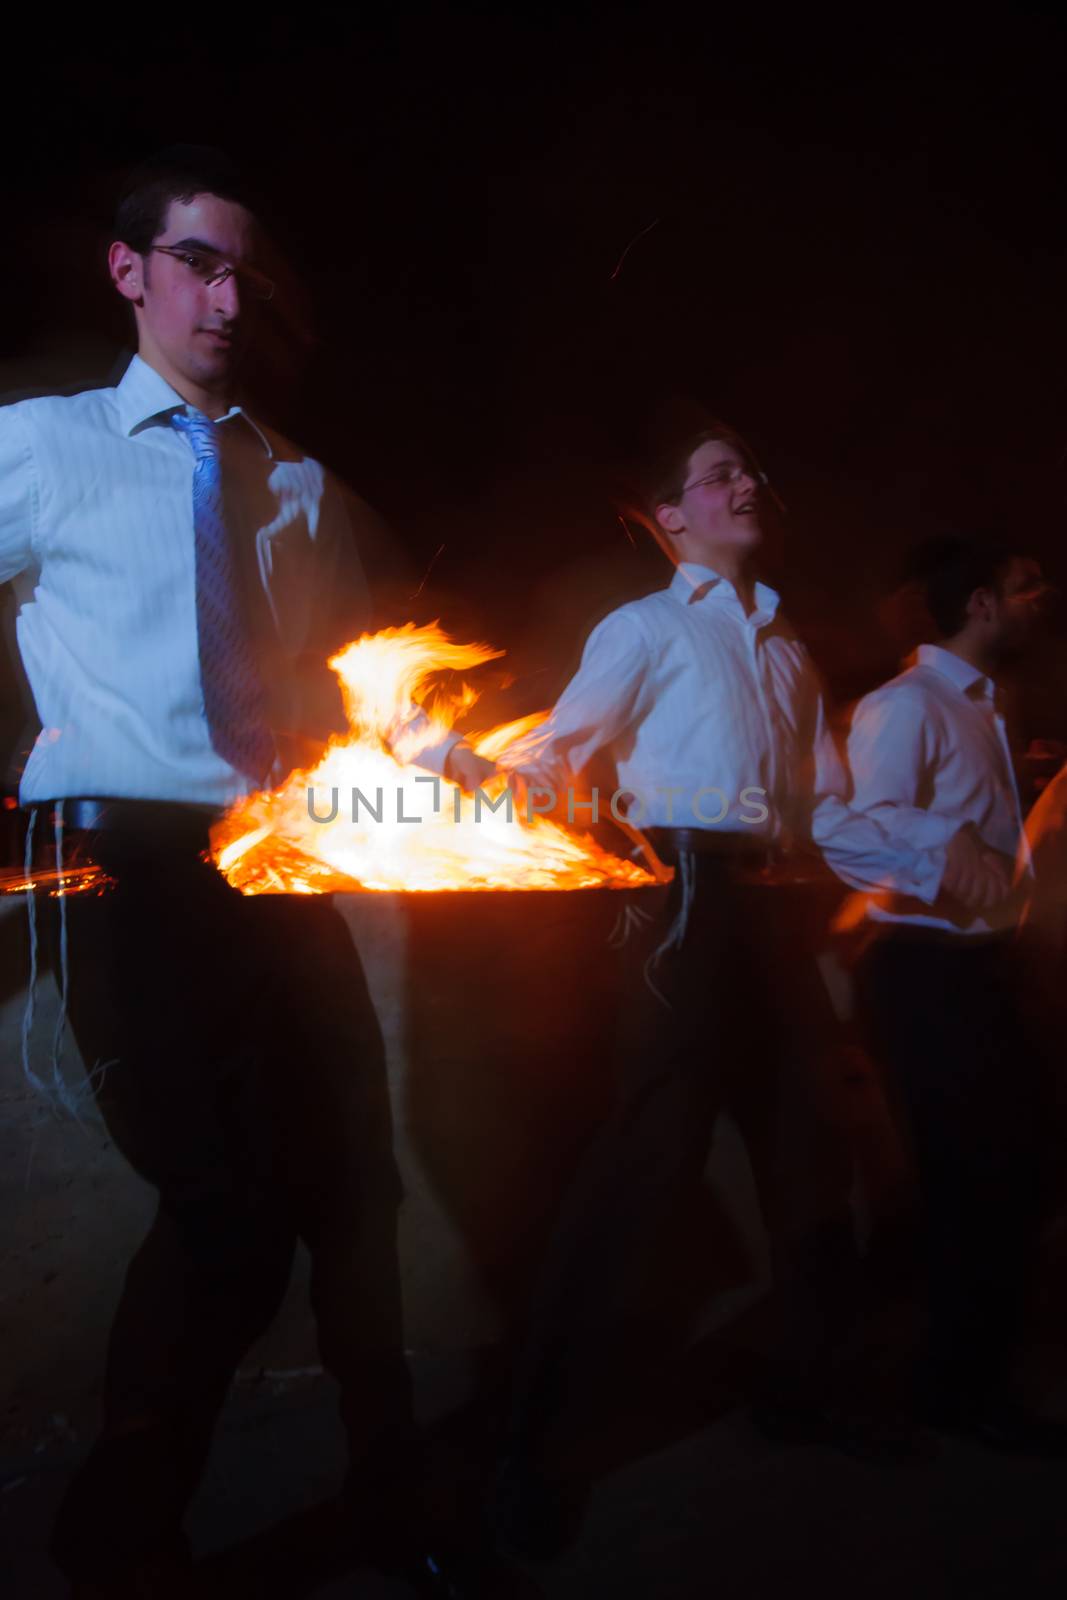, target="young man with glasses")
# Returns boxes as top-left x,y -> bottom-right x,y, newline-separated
487,425 -> 1013,1557
0,147 -> 478,1597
